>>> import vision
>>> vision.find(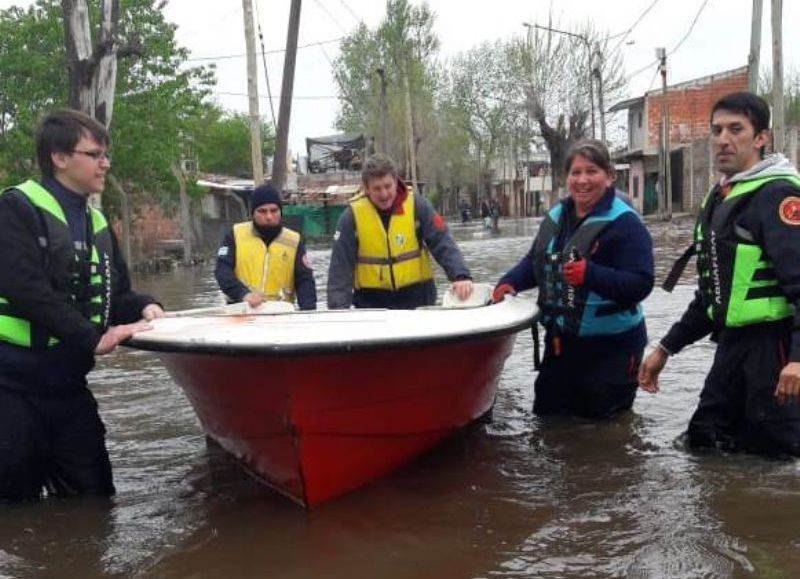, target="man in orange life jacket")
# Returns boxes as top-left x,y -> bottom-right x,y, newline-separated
327,153 -> 473,309
0,109 -> 163,501
639,92 -> 800,457
215,184 -> 316,310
